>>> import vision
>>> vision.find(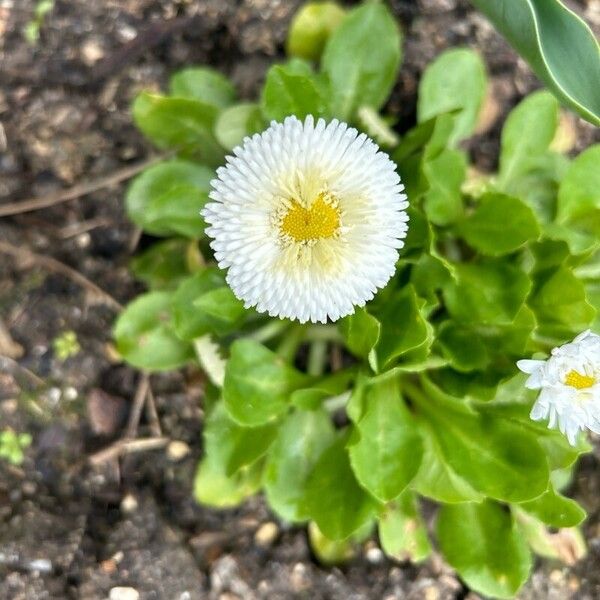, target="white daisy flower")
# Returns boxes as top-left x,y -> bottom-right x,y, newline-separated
202,115 -> 408,324
517,330 -> 600,445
